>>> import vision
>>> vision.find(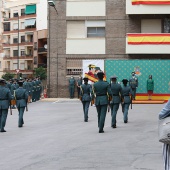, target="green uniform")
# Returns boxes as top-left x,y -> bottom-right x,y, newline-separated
69,78 -> 75,98
80,83 -> 92,122
0,85 -> 12,132
15,87 -> 28,127
121,85 -> 131,122
110,82 -> 121,127
147,79 -> 154,91
93,80 -> 111,132
129,76 -> 138,100
77,78 -> 82,98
